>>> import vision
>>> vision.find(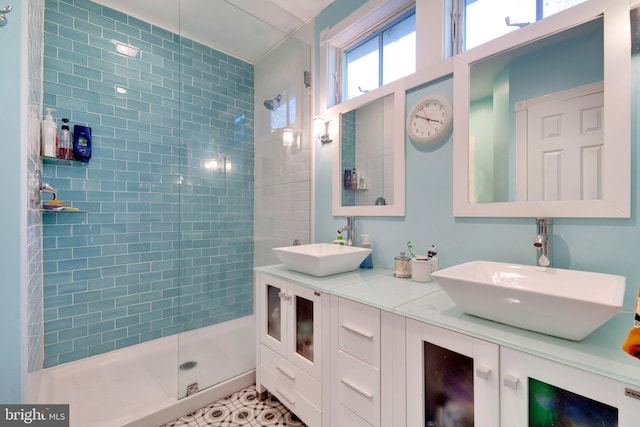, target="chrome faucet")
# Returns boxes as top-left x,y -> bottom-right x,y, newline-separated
533,218 -> 551,267
41,182 -> 57,200
338,216 -> 355,246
